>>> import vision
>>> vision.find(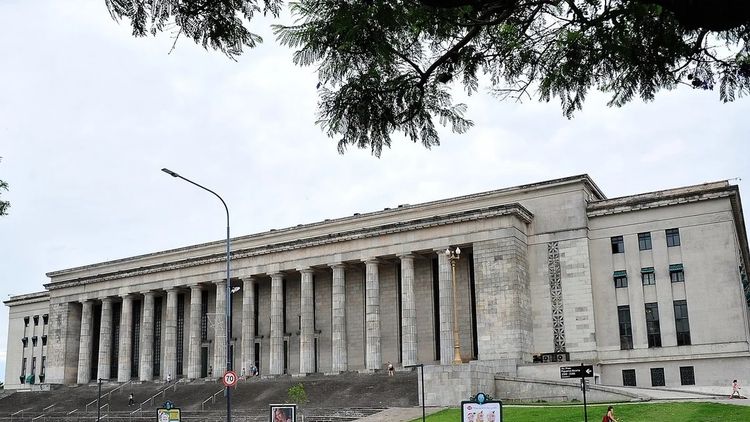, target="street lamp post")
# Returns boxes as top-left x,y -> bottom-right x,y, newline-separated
445,247 -> 462,364
162,168 -> 232,422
